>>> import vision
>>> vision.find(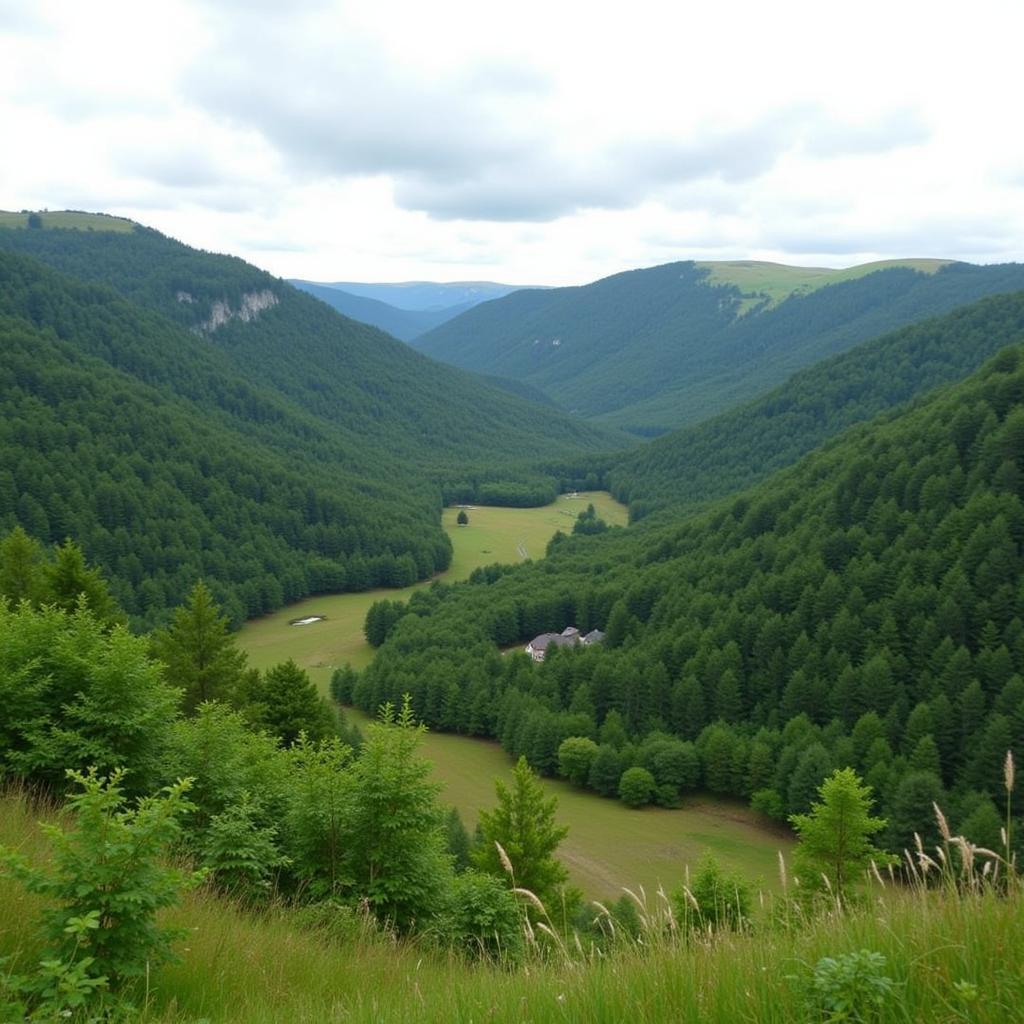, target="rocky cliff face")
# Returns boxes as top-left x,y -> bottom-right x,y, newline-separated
191,289 -> 279,332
